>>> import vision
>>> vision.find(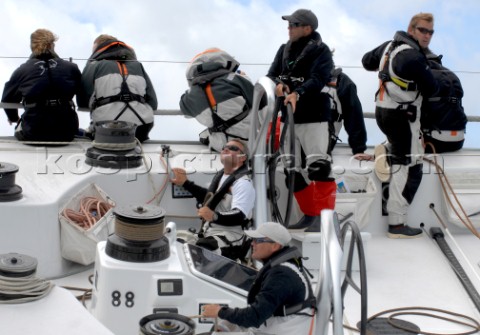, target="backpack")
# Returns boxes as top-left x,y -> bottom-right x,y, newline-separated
421,55 -> 467,134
